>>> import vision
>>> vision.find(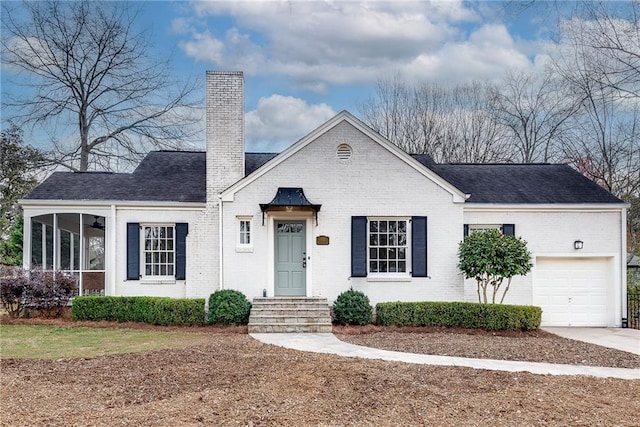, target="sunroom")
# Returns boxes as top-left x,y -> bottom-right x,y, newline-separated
22,210 -> 112,296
